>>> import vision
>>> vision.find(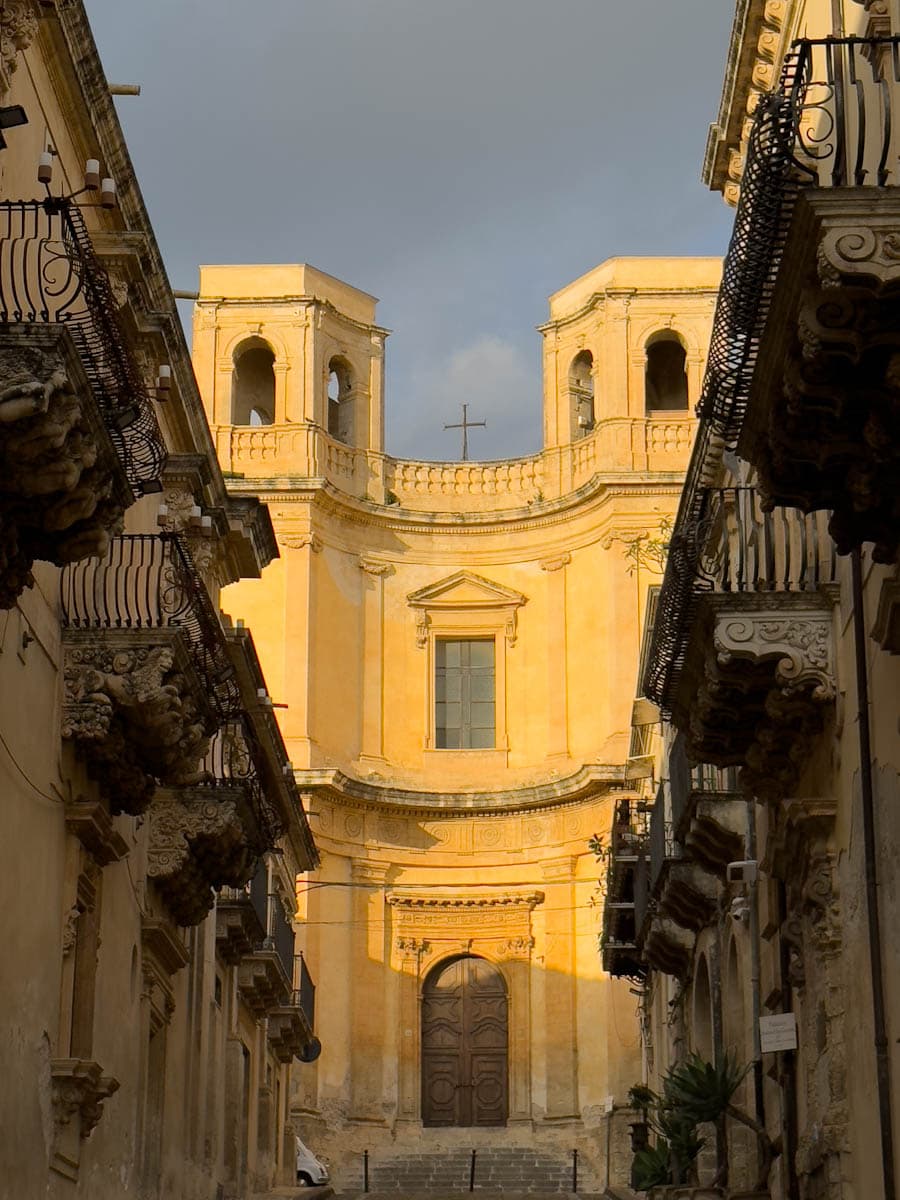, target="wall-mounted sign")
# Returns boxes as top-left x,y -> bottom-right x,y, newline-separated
759,1012 -> 798,1053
